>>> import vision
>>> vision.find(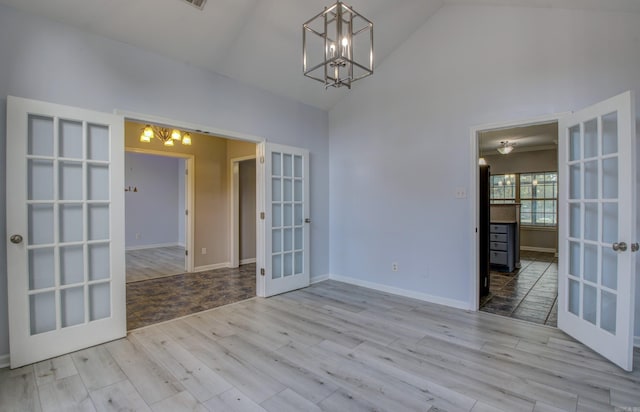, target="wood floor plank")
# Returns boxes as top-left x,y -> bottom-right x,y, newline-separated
70,347 -> 127,393
105,337 -> 184,405
261,388 -> 323,412
37,374 -> 95,412
34,355 -> 78,387
0,365 -> 42,412
203,388 -> 267,412
150,391 -> 209,412
131,327 -> 233,402
89,380 -> 151,412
